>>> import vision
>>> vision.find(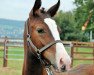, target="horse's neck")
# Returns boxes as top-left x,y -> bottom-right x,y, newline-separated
25,51 -> 44,75
25,49 -> 46,75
